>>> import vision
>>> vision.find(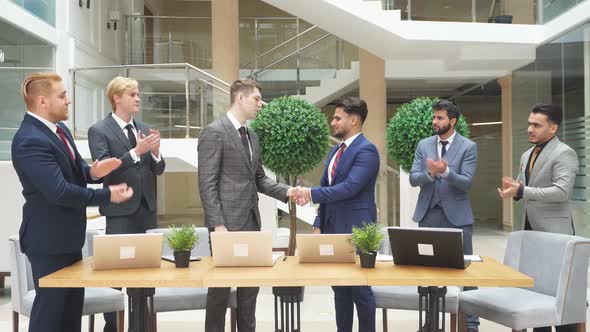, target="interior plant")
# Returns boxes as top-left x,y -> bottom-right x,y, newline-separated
350,222 -> 384,268
166,224 -> 198,268
386,97 -> 470,173
251,96 -> 330,256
